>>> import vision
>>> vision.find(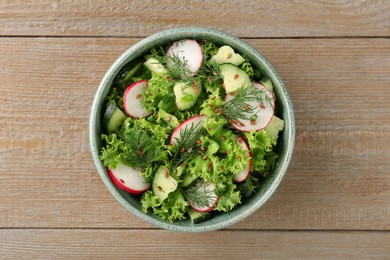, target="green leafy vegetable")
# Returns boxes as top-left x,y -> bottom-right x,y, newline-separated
141,190 -> 188,222
214,181 -> 241,212
100,39 -> 282,223
223,84 -> 273,122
